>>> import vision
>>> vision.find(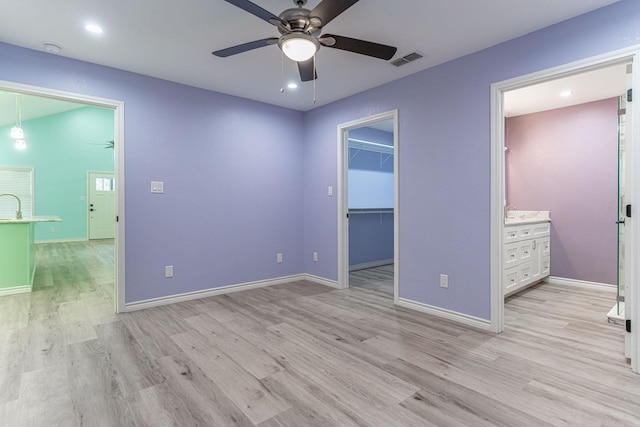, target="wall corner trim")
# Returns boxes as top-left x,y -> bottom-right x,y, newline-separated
396,298 -> 492,331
